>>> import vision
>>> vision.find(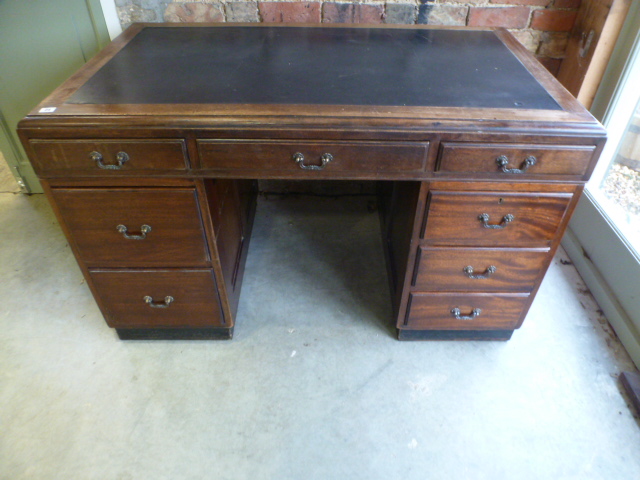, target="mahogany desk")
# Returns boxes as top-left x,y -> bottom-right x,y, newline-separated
18,24 -> 606,340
